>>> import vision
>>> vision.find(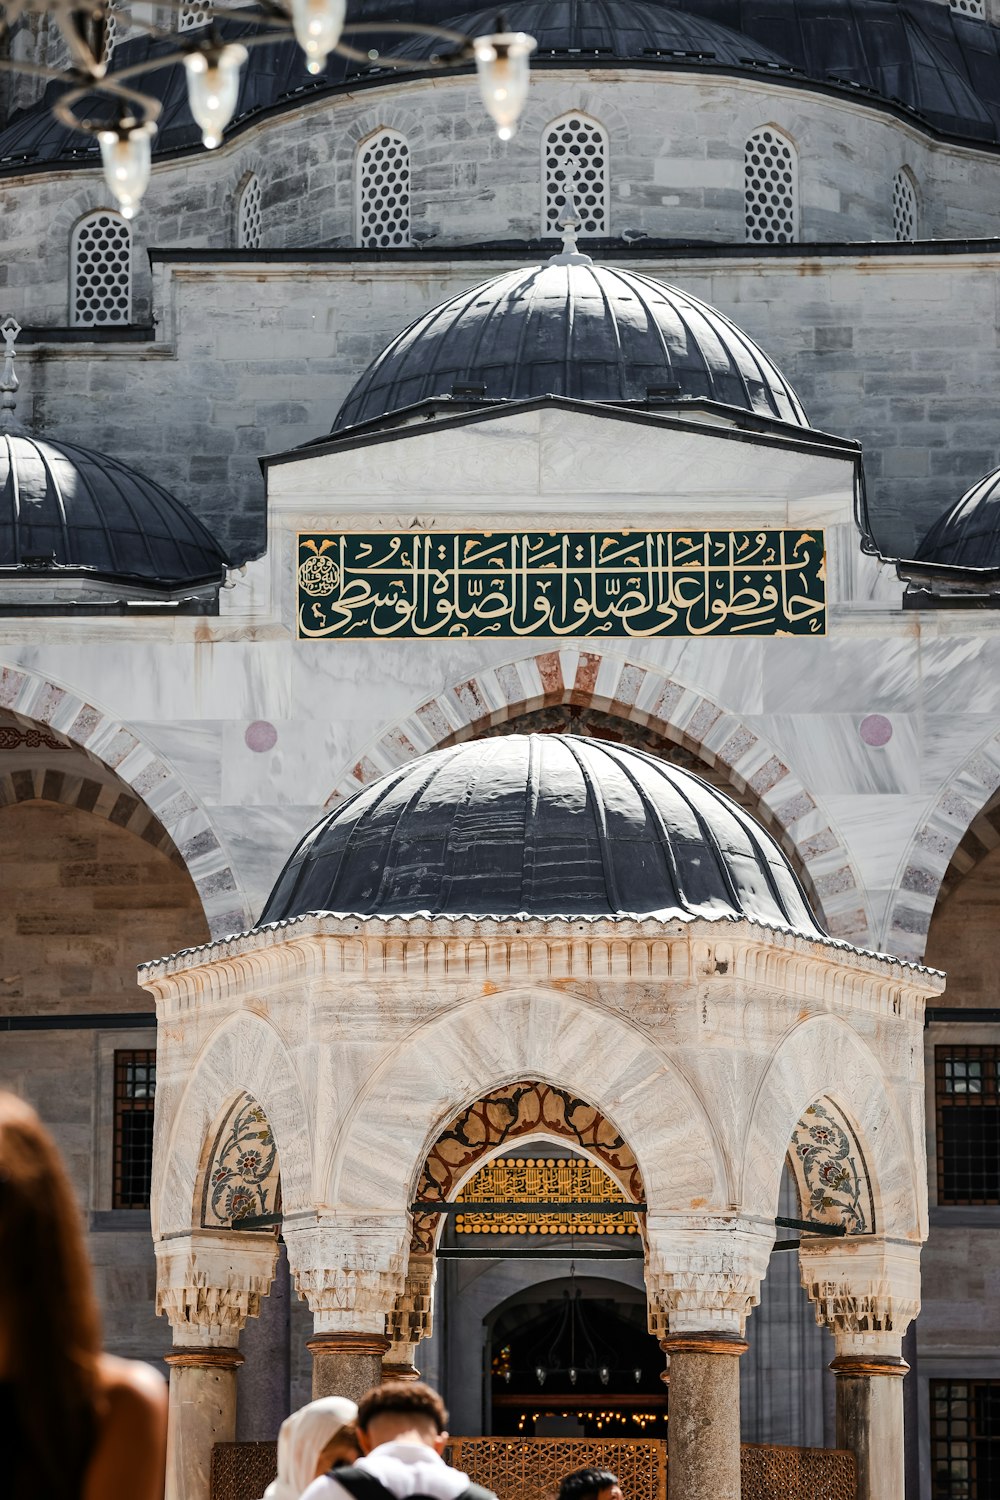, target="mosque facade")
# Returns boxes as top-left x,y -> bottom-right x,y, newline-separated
2,2 -> 1000,1498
